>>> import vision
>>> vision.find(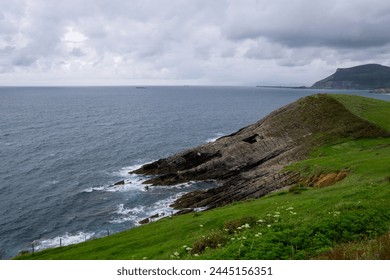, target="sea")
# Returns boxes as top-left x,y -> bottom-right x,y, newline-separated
0,86 -> 389,259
